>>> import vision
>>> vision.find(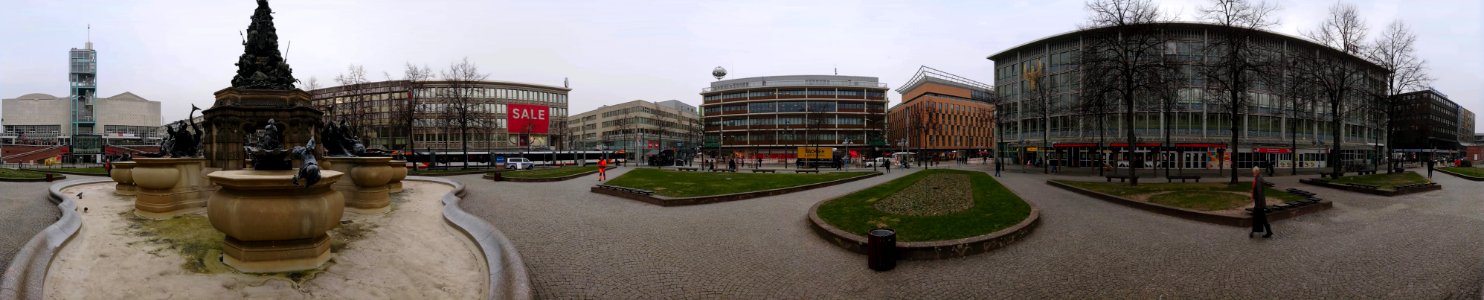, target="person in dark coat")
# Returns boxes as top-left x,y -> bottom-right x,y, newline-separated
1250,167 -> 1272,238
